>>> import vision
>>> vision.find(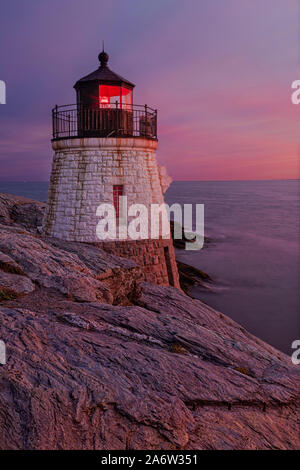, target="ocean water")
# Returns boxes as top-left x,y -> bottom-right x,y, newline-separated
0,180 -> 299,354
0,181 -> 49,203
166,180 -> 300,355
